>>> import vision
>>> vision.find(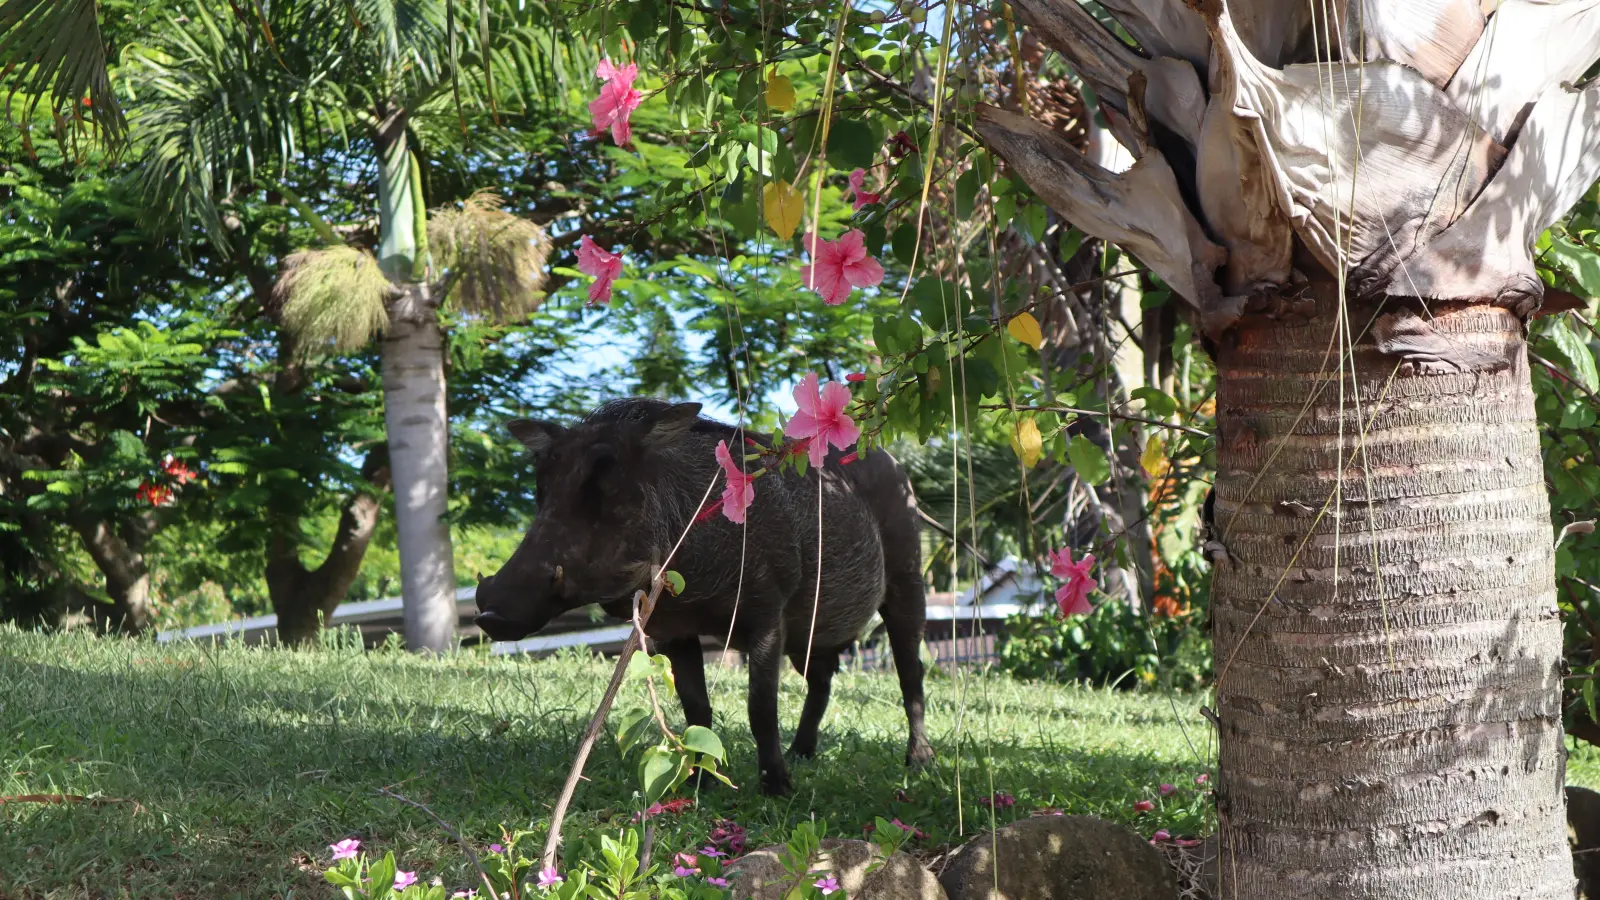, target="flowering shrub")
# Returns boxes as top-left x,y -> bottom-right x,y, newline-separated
323,840 -> 447,900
